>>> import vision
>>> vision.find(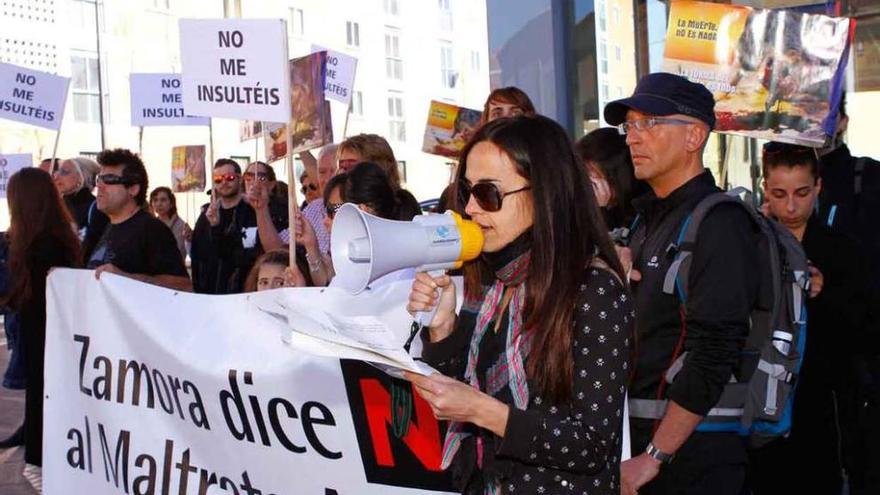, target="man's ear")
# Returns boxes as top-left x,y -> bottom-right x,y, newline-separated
685,123 -> 710,153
